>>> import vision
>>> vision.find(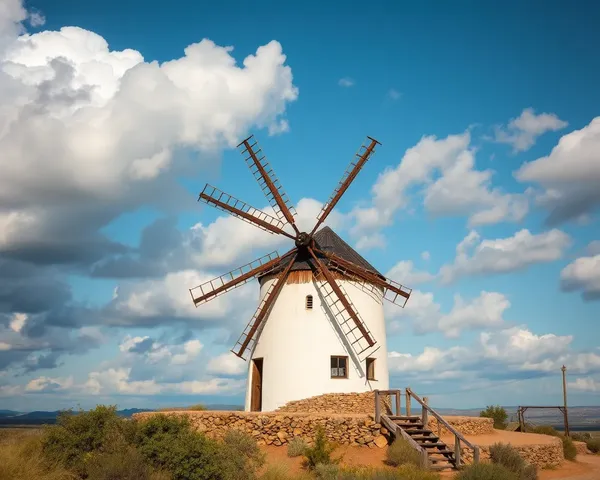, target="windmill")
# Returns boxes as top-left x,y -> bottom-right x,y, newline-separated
189,135 -> 412,412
